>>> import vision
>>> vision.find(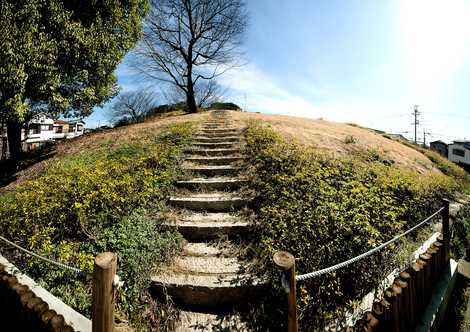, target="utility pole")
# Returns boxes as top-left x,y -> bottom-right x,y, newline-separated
412,105 -> 420,144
